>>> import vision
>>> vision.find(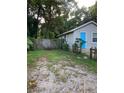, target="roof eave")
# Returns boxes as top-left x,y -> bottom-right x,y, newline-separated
57,21 -> 97,37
